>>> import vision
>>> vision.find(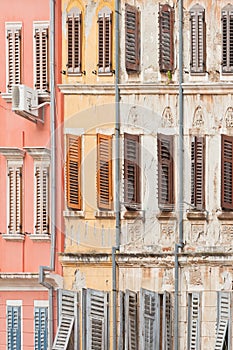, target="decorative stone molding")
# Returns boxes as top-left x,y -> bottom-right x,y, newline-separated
224,107 -> 233,128
192,106 -> 204,128
162,107 -> 174,127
